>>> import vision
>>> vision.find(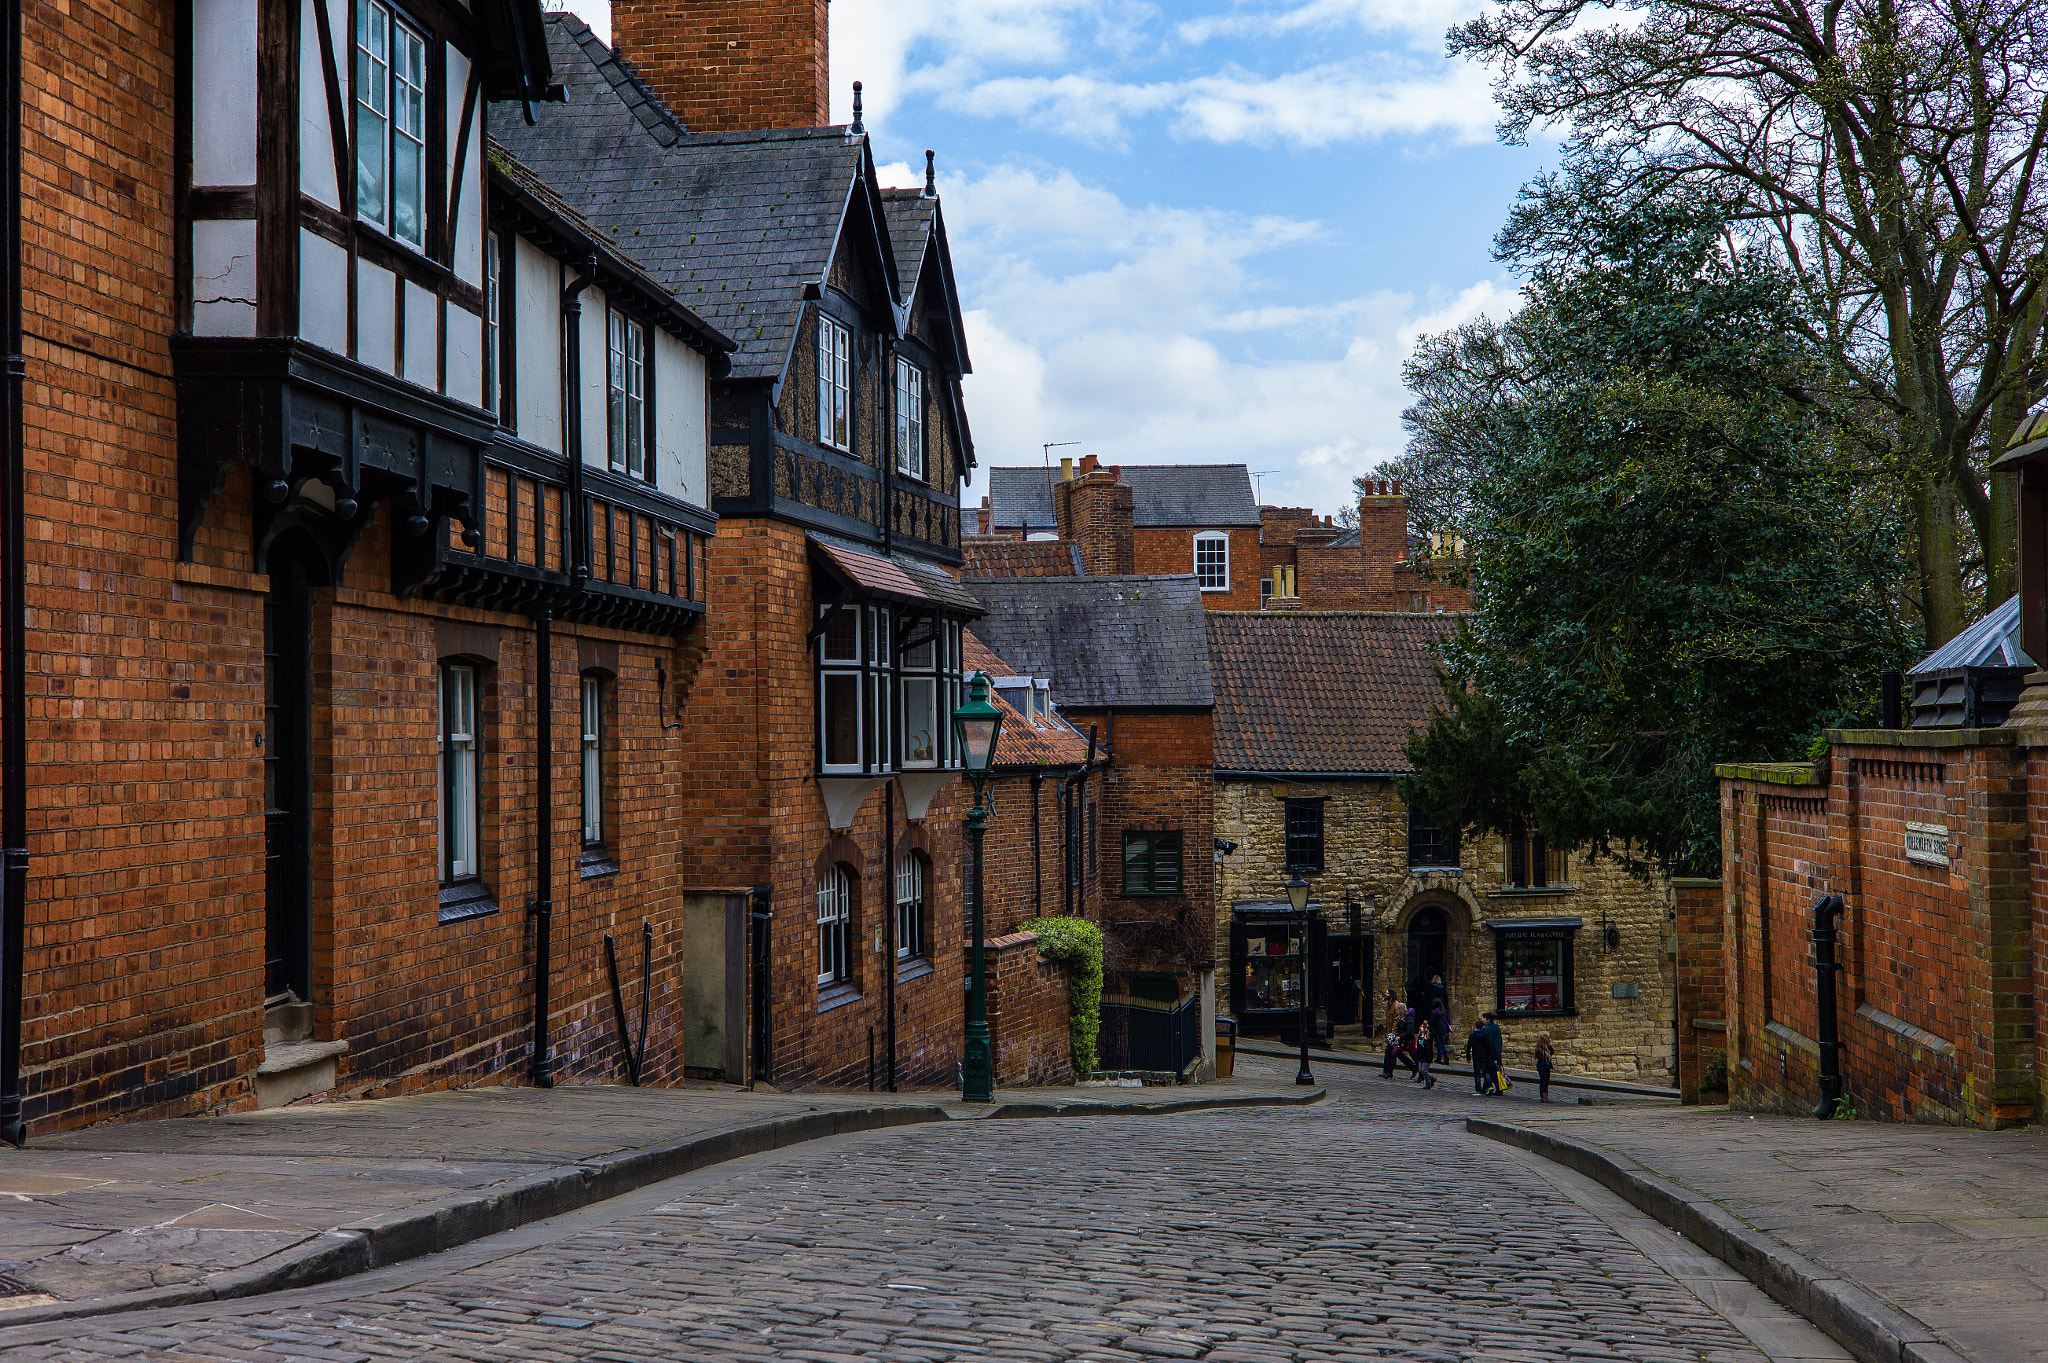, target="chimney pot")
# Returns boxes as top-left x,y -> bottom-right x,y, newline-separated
1060,456 -> 1074,481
